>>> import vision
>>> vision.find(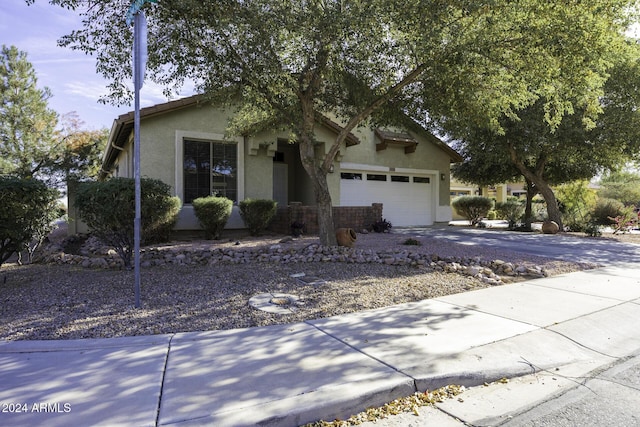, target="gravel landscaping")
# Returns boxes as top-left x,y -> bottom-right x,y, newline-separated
0,227 -> 625,341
